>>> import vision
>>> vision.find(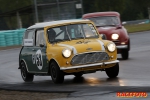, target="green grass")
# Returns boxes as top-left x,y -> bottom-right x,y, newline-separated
124,23 -> 150,33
